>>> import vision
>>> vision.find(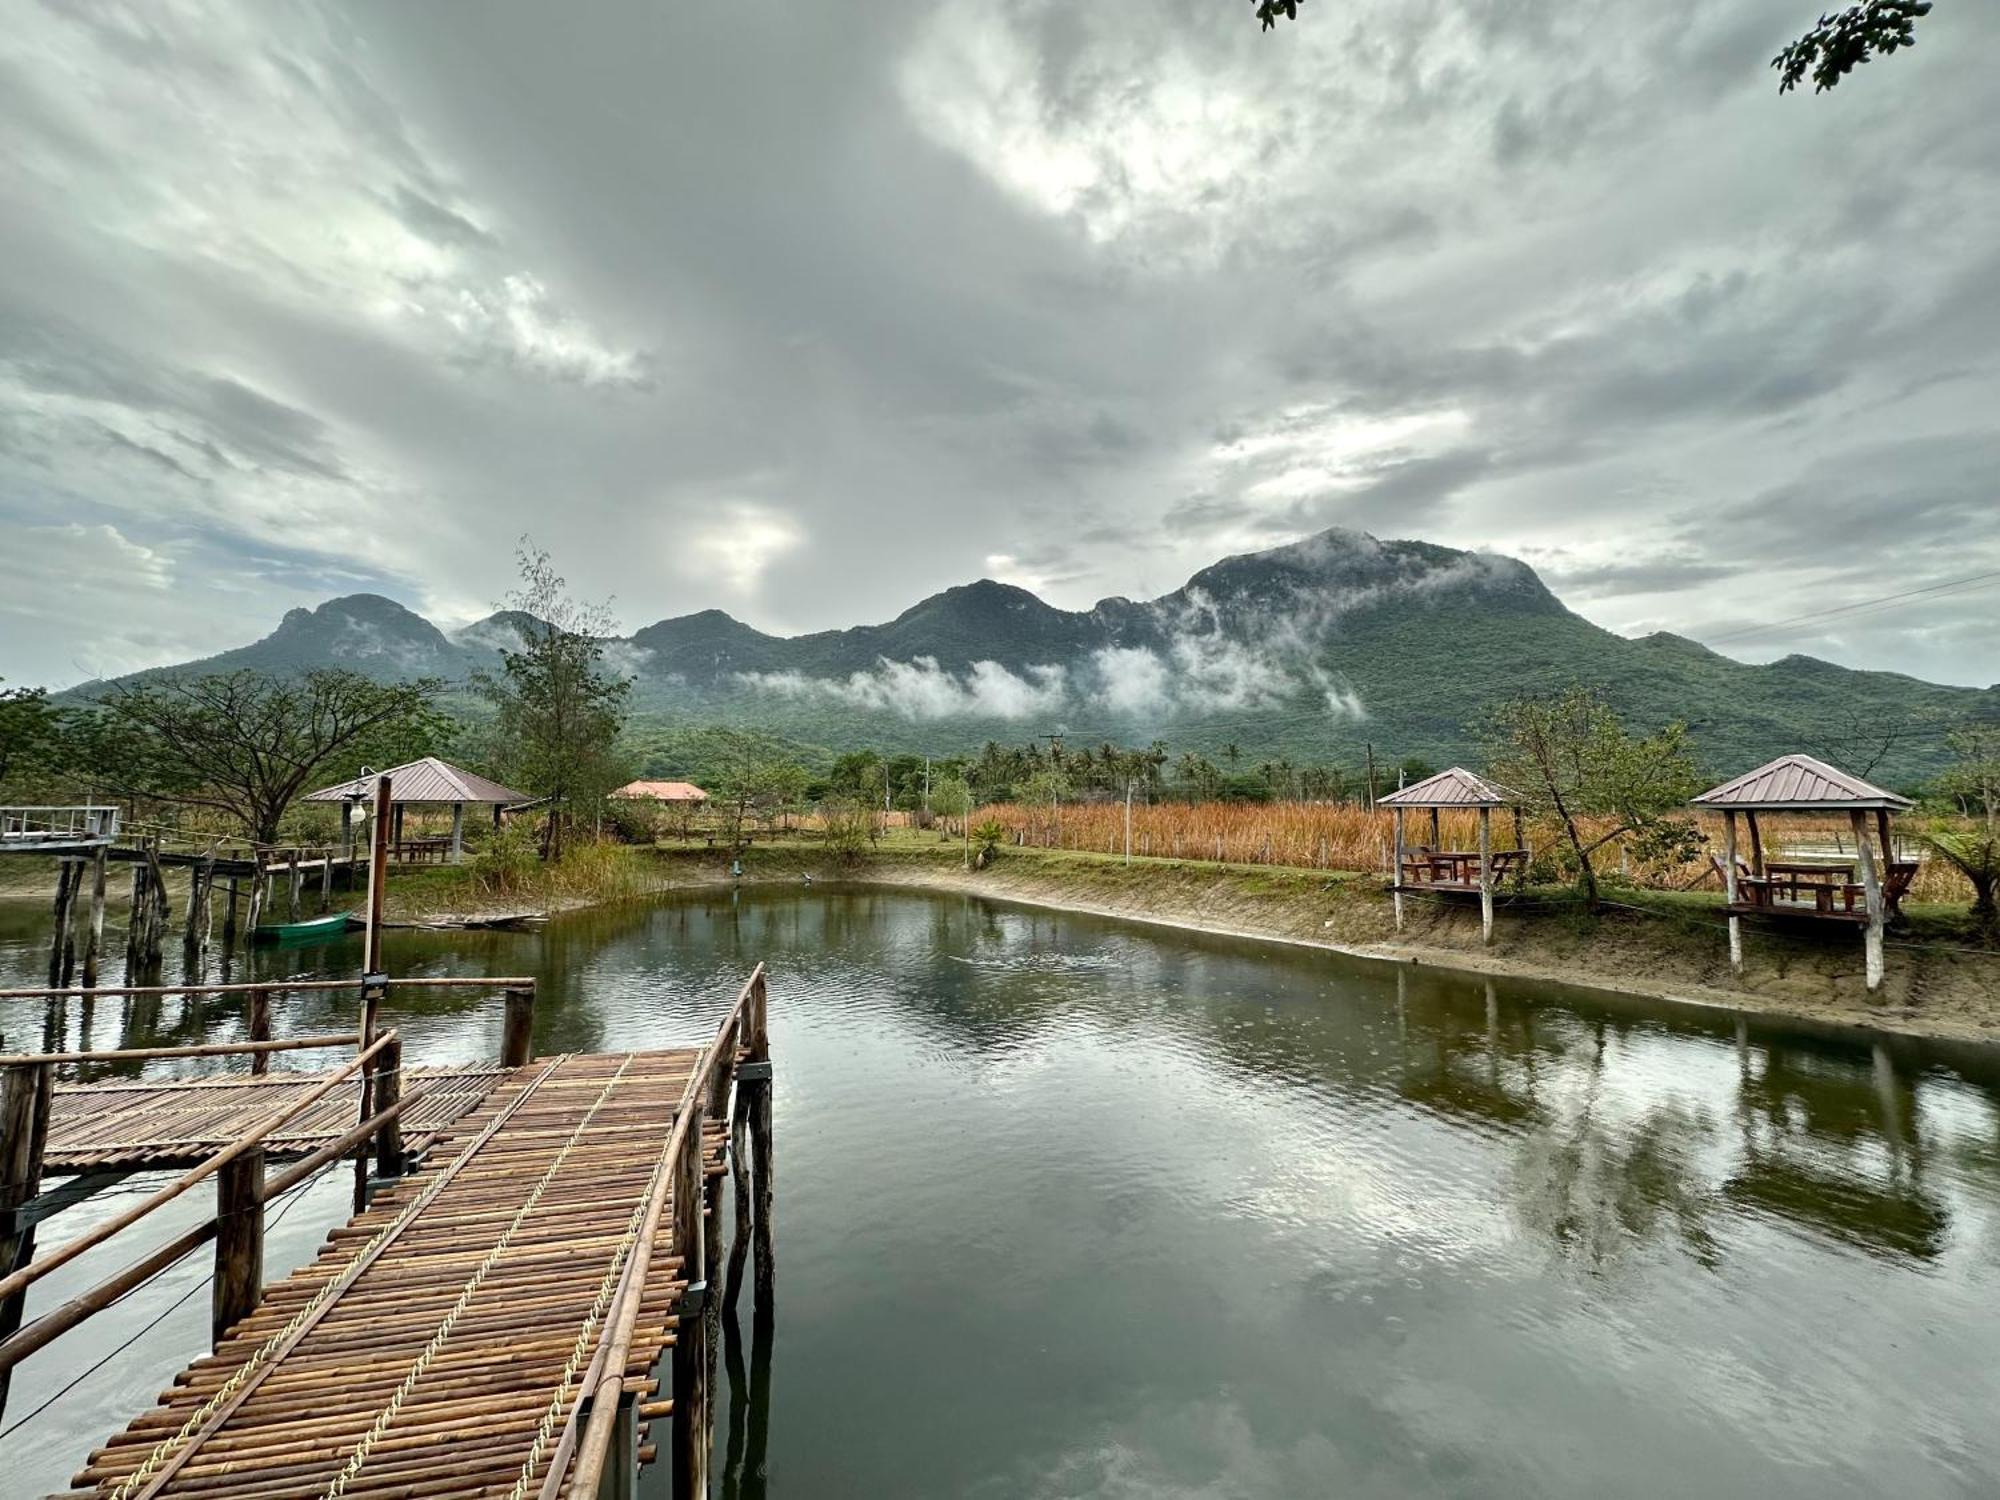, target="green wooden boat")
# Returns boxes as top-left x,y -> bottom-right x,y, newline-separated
251,911 -> 356,945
